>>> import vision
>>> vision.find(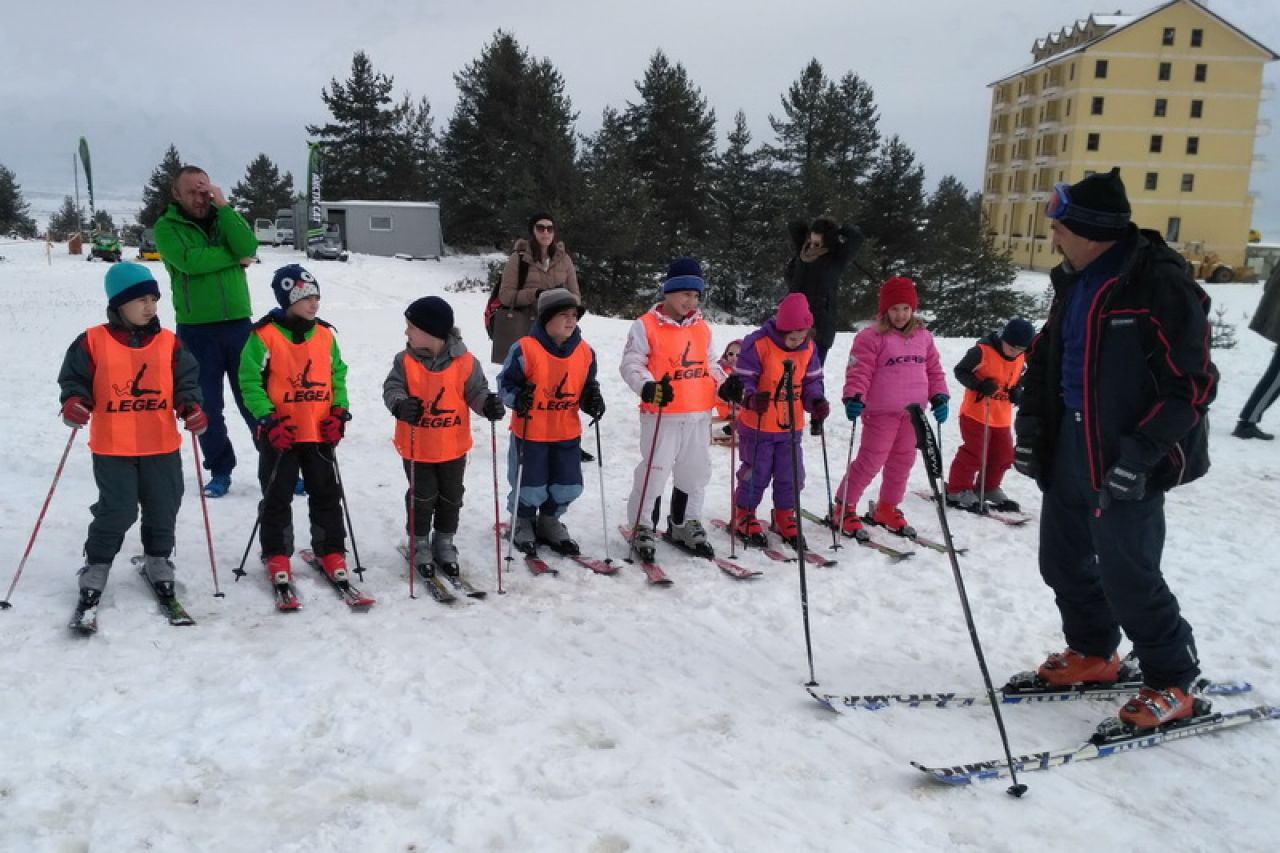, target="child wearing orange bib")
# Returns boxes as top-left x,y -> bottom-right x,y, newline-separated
58,262 -> 205,624
239,265 -> 351,588
384,296 -> 505,577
